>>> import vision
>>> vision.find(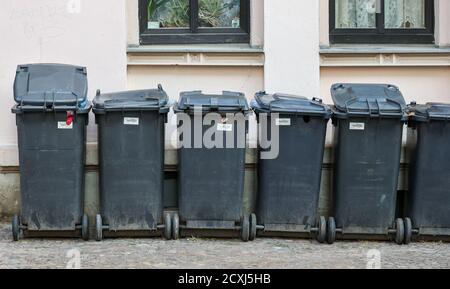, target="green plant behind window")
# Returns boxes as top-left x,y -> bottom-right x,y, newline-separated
162,0 -> 190,28
199,0 -> 228,27
148,0 -> 170,21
